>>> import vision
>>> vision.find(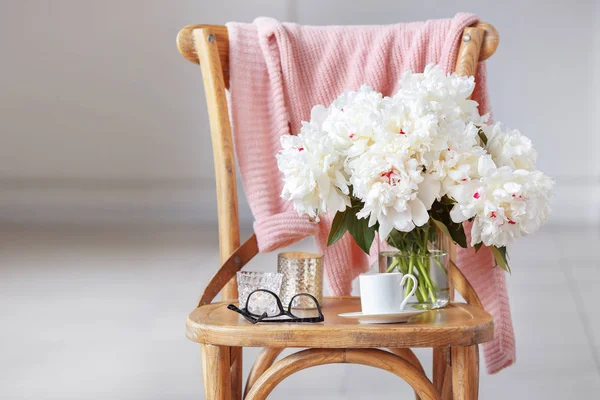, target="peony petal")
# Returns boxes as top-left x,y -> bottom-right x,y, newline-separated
410,199 -> 429,227
368,212 -> 378,228
450,205 -> 469,223
378,216 -> 394,239
447,182 -> 478,203
503,182 -> 520,193
478,155 -> 496,177
470,219 -> 483,246
417,174 -> 441,209
310,104 -> 329,124
392,209 -> 414,232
